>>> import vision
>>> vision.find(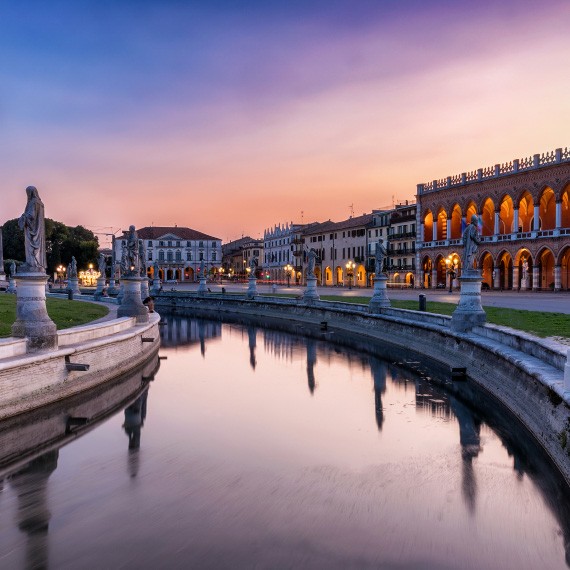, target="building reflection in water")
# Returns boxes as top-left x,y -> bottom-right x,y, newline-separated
9,450 -> 59,570
159,316 -> 221,354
